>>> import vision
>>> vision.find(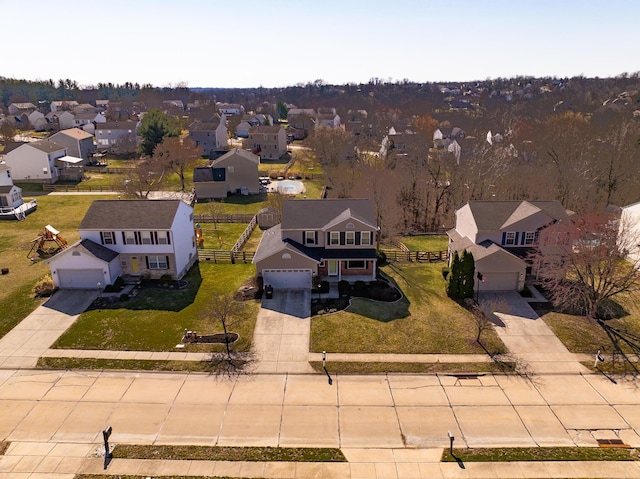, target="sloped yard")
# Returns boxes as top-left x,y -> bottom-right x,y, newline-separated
311,262 -> 506,354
